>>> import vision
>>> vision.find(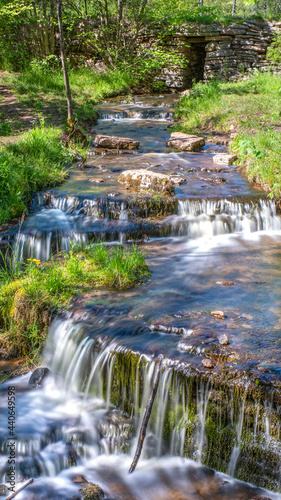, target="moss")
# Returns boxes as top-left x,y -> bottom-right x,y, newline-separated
80,483 -> 105,500
0,245 -> 150,360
